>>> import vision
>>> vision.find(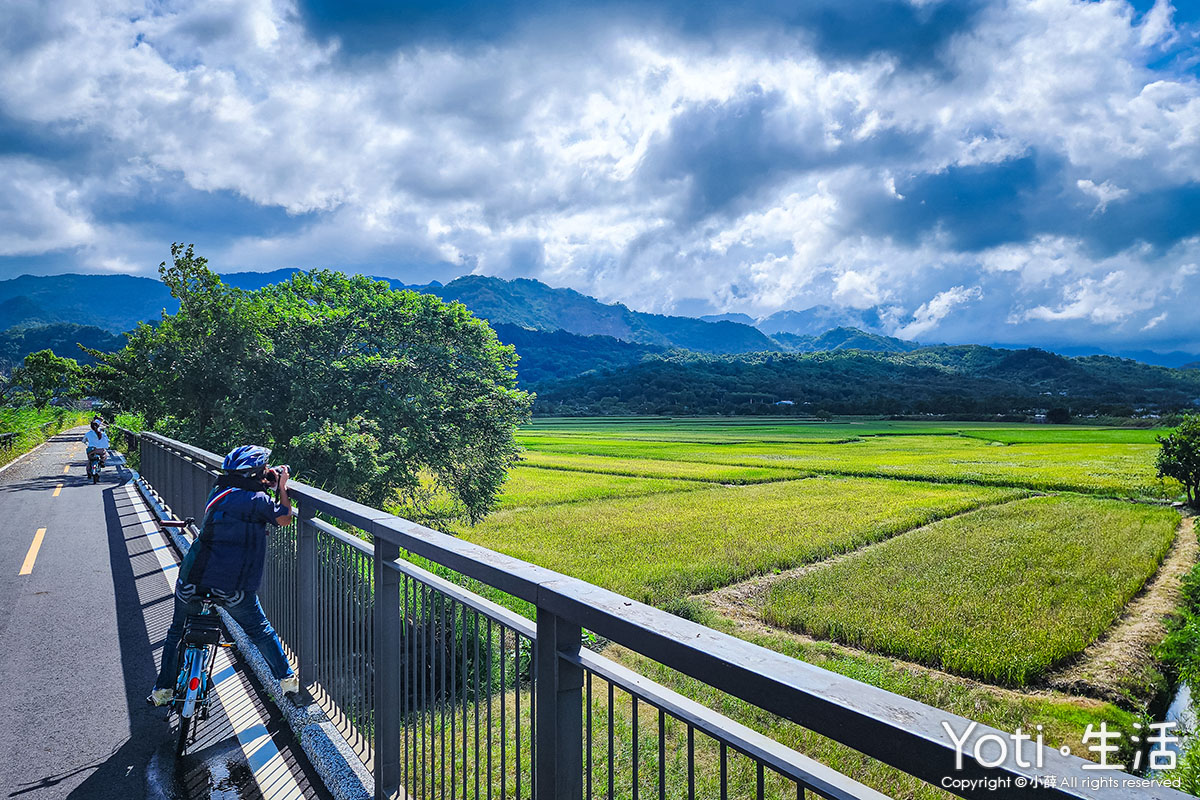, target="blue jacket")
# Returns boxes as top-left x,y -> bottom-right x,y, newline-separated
179,486 -> 288,594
